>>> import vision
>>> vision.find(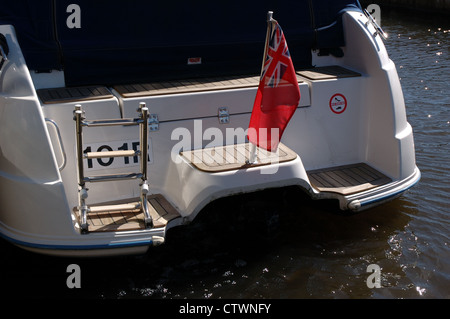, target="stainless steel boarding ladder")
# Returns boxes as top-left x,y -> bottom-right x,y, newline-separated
73,102 -> 153,234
